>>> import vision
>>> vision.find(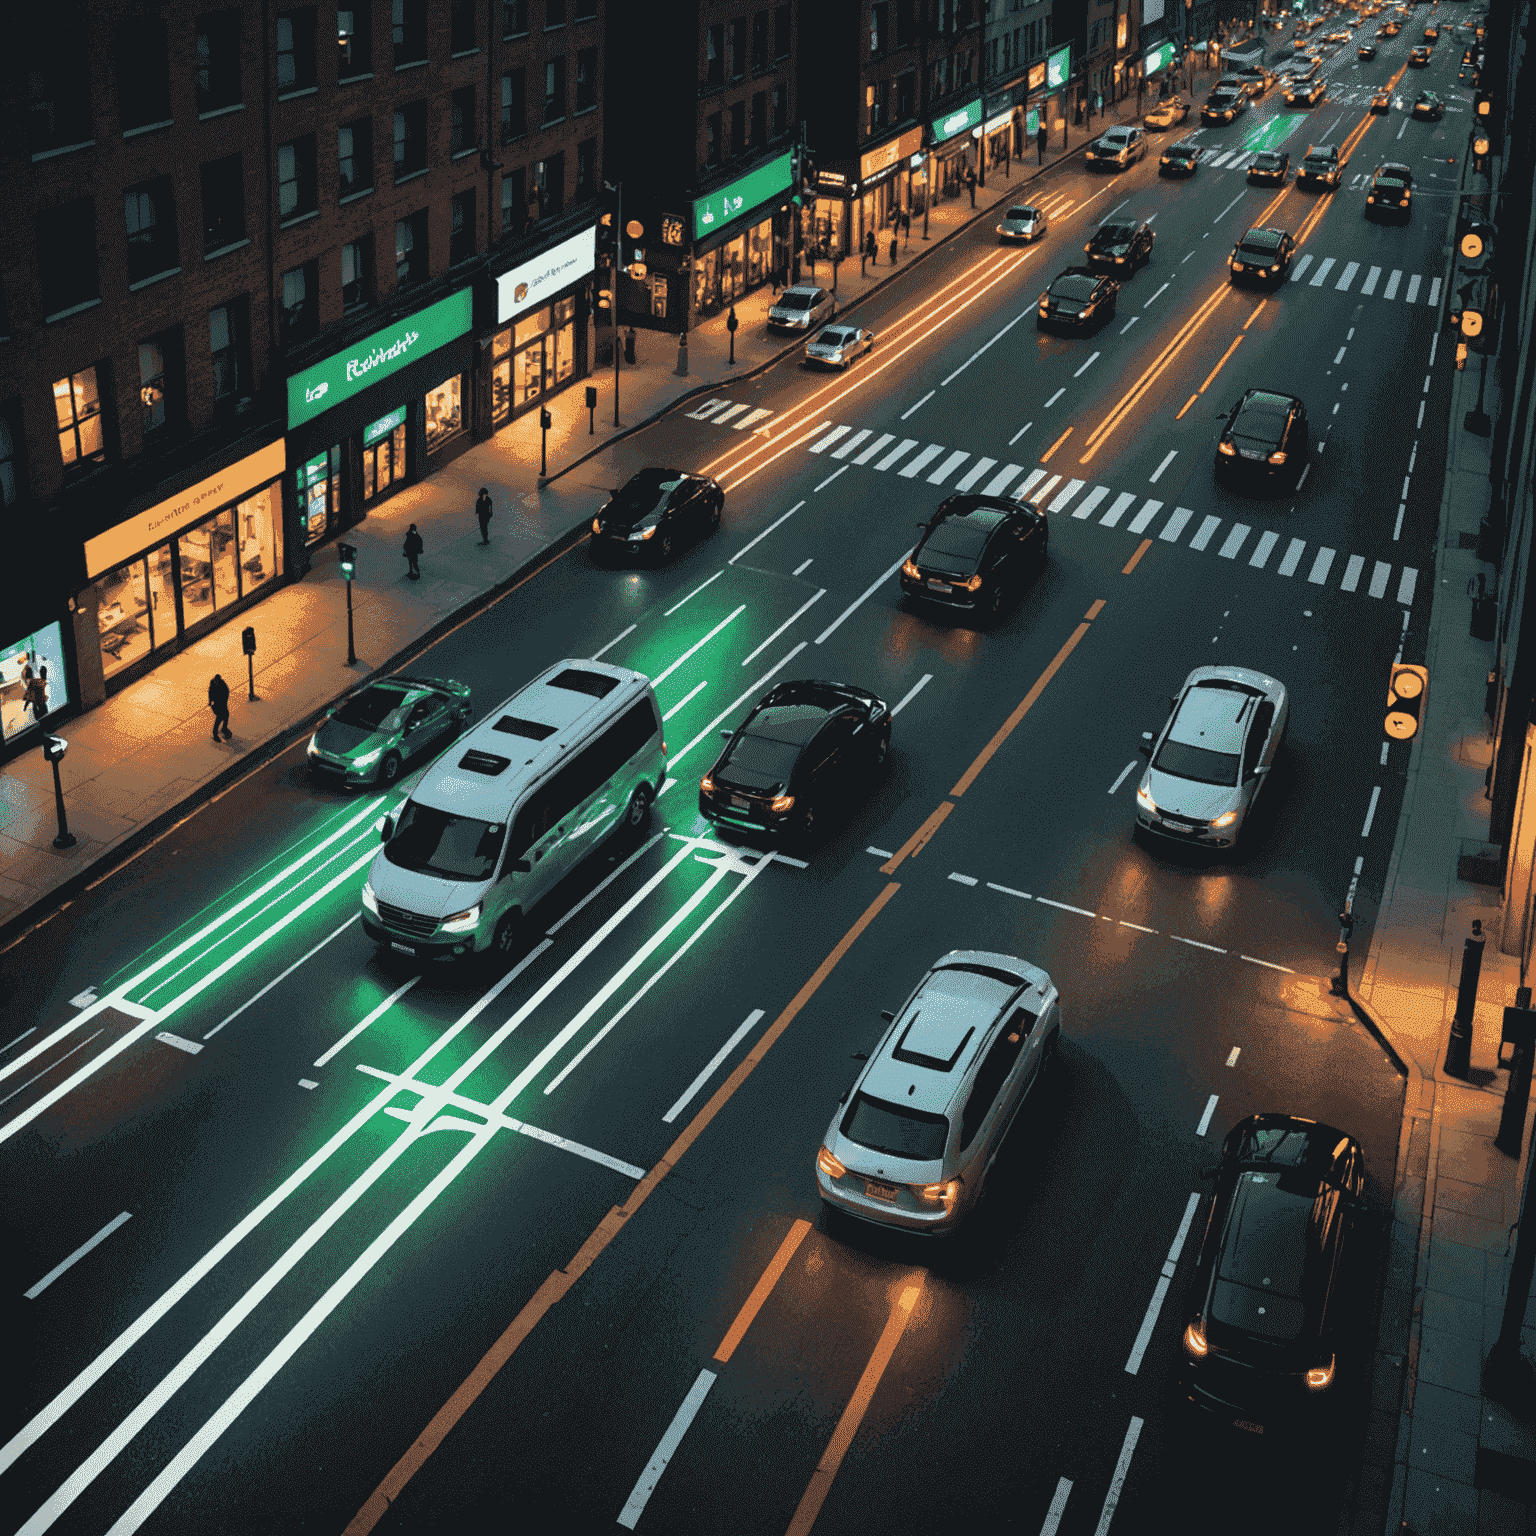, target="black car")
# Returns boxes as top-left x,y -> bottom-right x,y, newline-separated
1296,143 -> 1346,188
1358,41 -> 1377,57
592,468 -> 724,562
1234,67 -> 1274,96
1083,220 -> 1155,274
1037,267 -> 1120,332
1371,85 -> 1393,110
1365,161 -> 1414,218
1179,1114 -> 1366,1438
1217,389 -> 1311,486
699,680 -> 890,843
1160,140 -> 1201,176
1202,88 -> 1247,124
1411,90 -> 1445,120
1247,150 -> 1290,185
1228,226 -> 1297,286
1407,42 -> 1431,63
901,494 -> 1048,624
1285,76 -> 1328,105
